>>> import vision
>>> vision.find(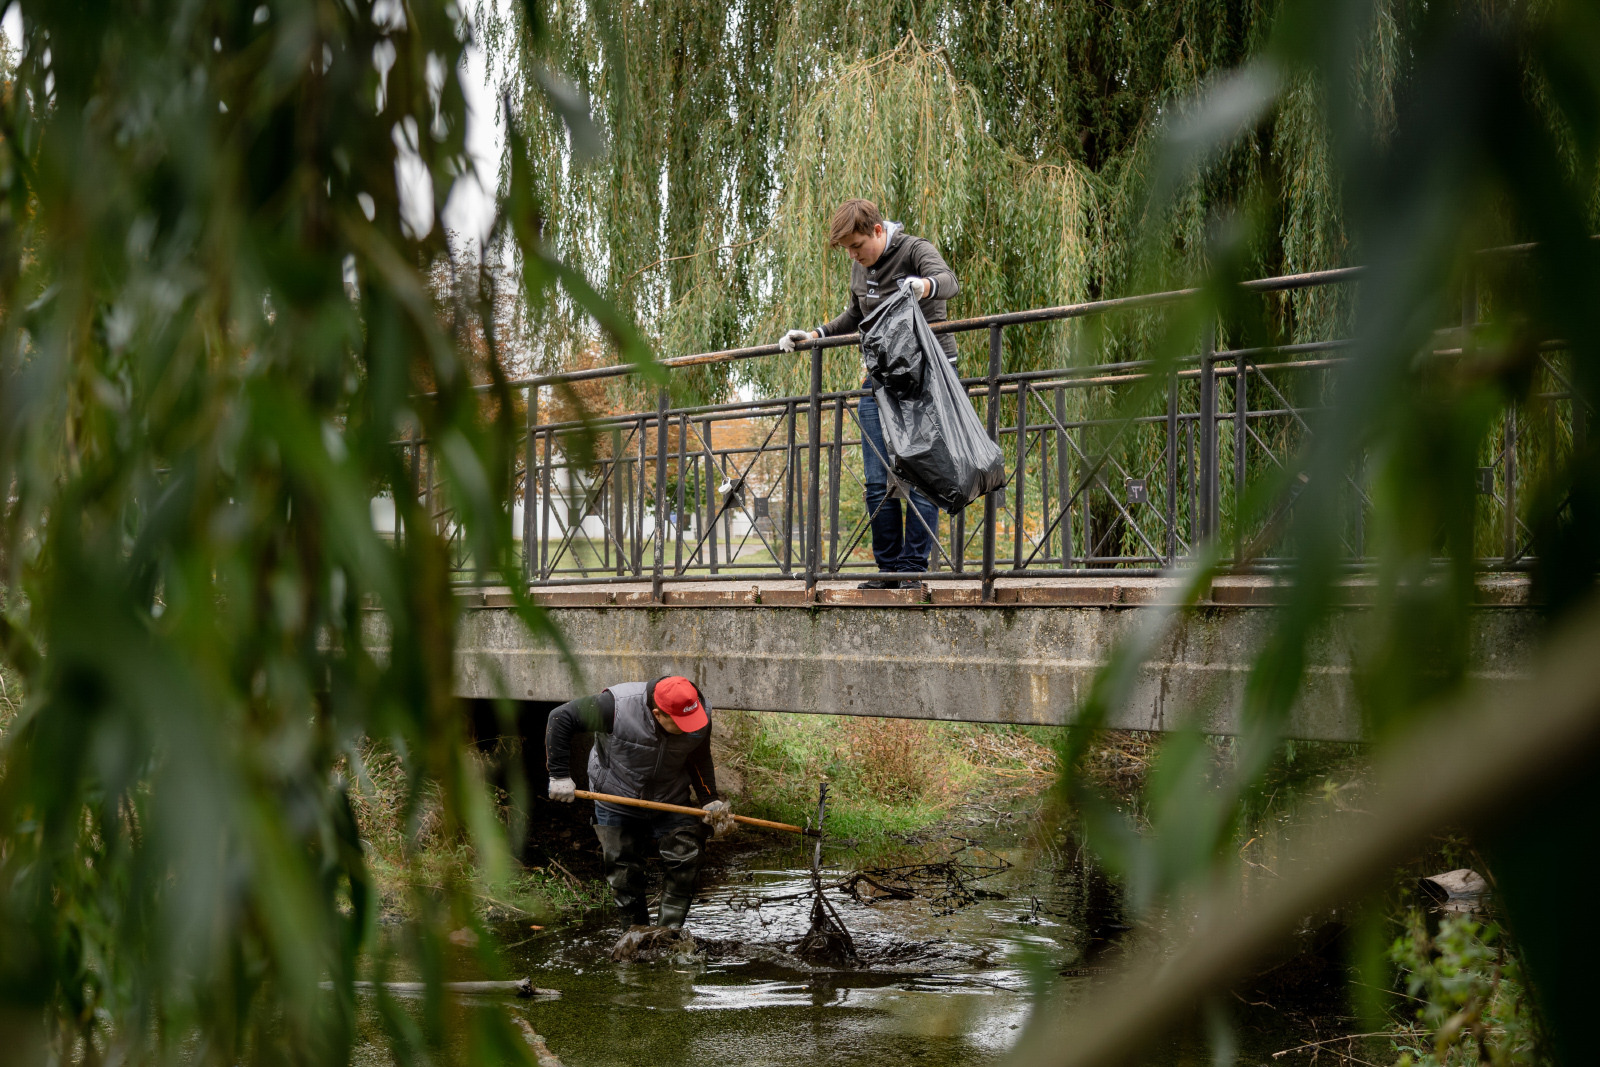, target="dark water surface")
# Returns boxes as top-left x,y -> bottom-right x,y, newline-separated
501,800 -> 1102,1066
354,796 -> 1363,1065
